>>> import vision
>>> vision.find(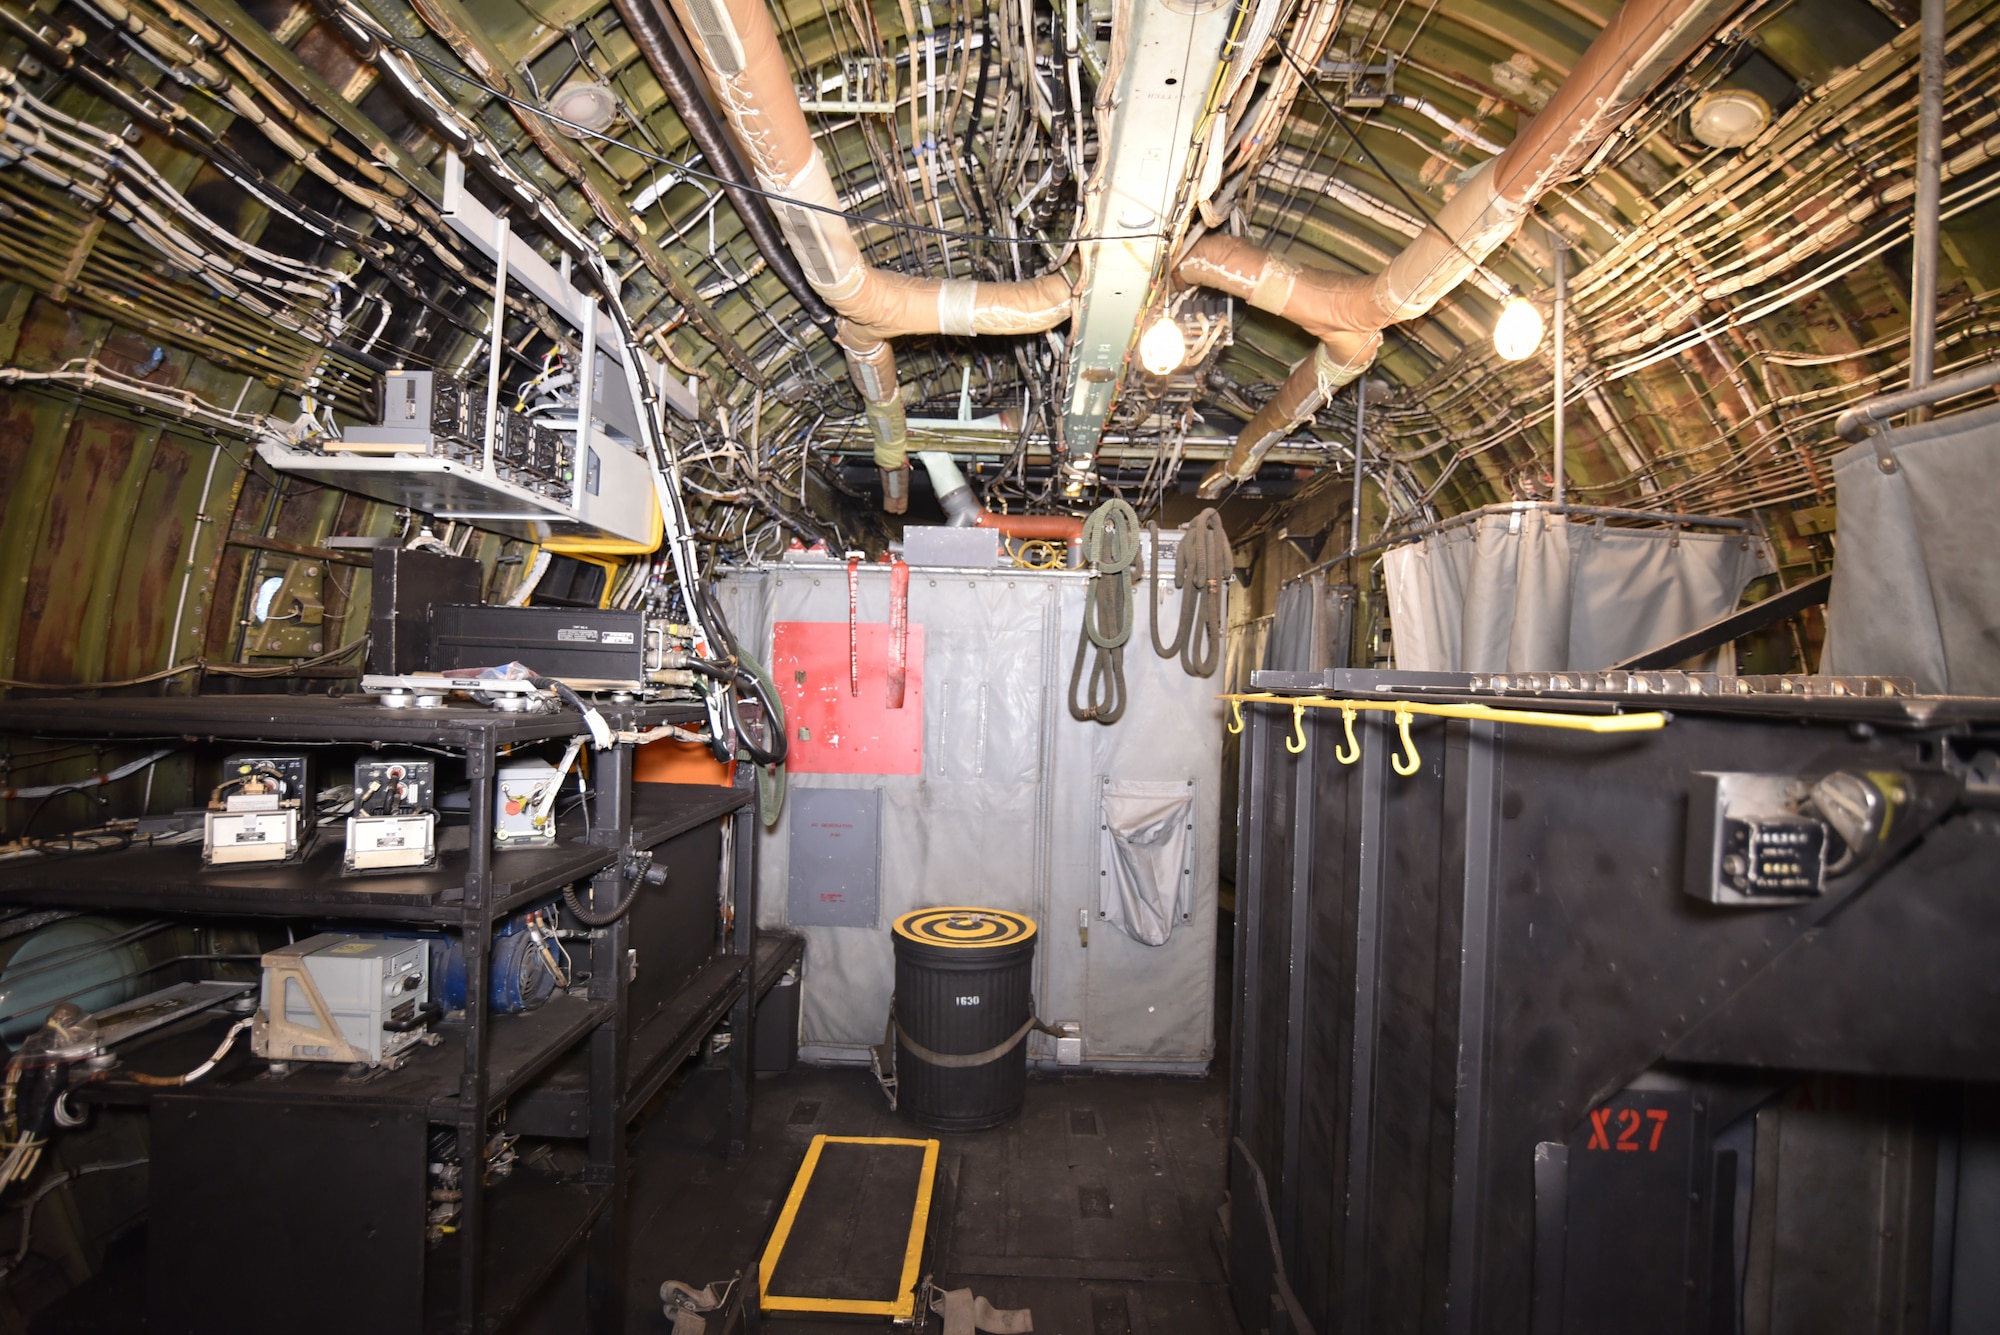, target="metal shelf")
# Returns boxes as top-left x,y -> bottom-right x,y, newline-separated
87,993 -> 612,1121
630,782 -> 754,850
0,692 -> 705,745
0,820 -> 611,925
